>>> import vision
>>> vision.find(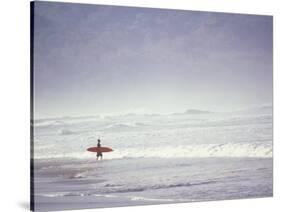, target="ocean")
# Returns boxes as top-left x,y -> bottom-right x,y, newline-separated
32,106 -> 273,211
